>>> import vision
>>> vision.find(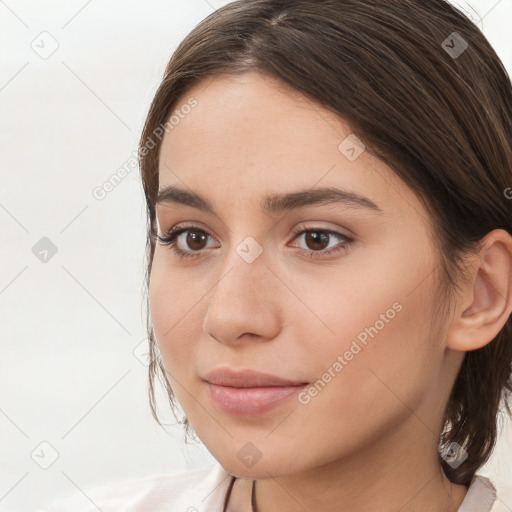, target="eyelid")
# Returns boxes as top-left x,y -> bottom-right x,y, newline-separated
156,221 -> 350,244
156,221 -> 354,261
289,221 -> 352,239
